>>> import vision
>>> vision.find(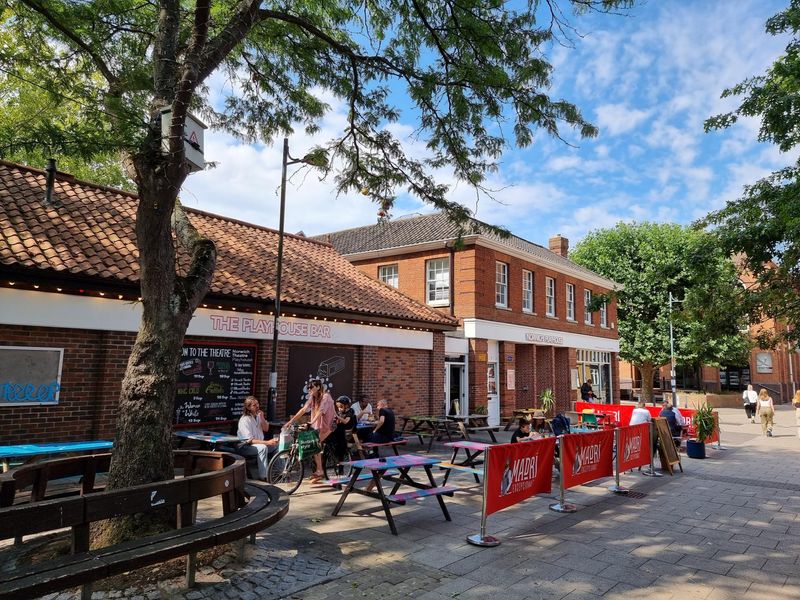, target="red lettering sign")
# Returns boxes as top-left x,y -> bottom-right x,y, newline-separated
617,423 -> 651,472
485,437 -> 556,517
560,429 -> 614,489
